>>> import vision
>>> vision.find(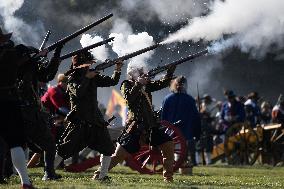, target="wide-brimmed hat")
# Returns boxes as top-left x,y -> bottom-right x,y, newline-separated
224,90 -> 236,98
0,28 -> 12,42
71,51 -> 95,69
247,92 -> 260,100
